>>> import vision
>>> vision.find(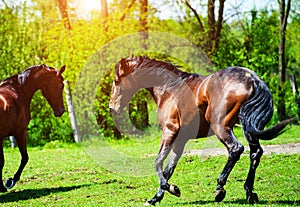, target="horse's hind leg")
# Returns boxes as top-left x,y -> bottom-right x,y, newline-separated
0,139 -> 7,192
213,126 -> 244,202
5,131 -> 29,189
244,138 -> 263,203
